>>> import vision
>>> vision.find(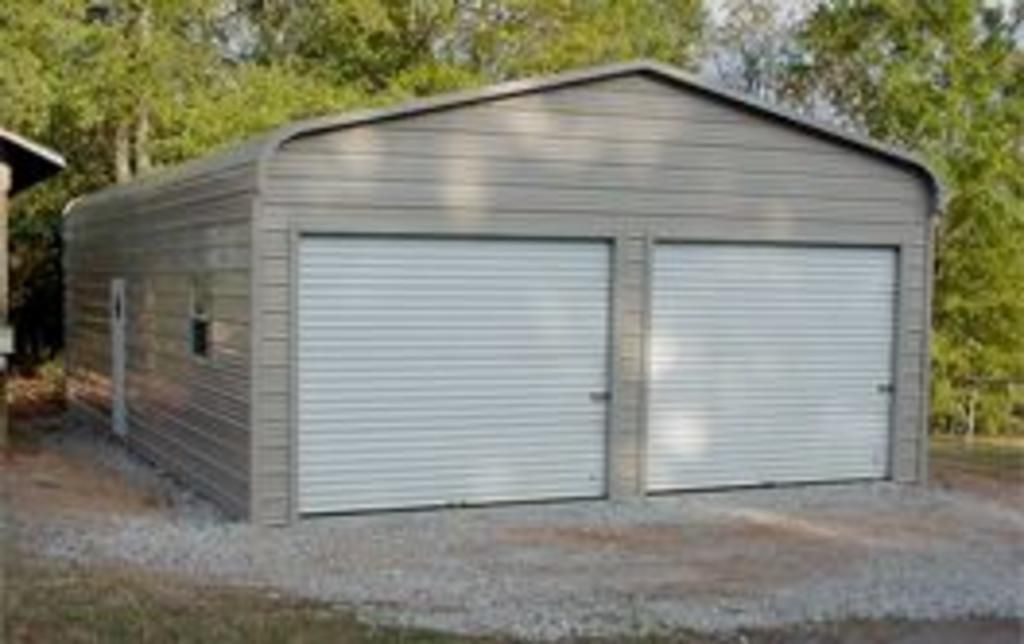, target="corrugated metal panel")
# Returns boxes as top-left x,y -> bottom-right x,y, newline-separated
647,244 -> 896,490
64,178 -> 255,519
297,237 -> 610,514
